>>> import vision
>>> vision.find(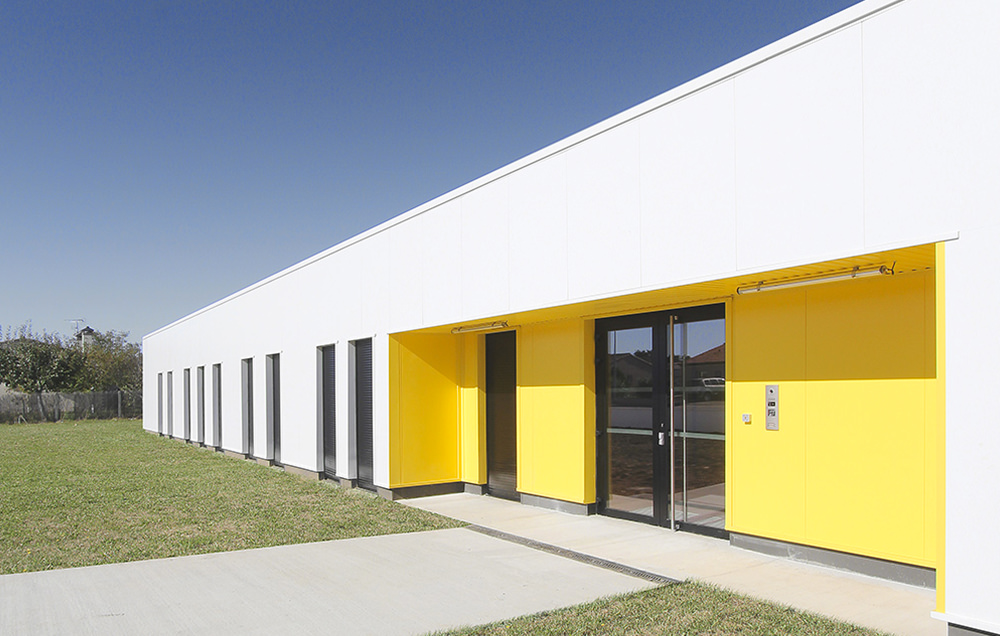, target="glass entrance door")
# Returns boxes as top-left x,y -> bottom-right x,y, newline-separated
597,304 -> 726,535
670,313 -> 726,533
602,325 -> 658,520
